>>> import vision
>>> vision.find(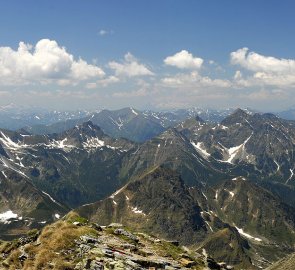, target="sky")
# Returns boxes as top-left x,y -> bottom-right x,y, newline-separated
0,0 -> 295,111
